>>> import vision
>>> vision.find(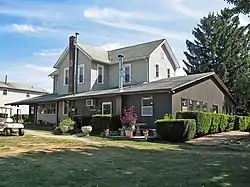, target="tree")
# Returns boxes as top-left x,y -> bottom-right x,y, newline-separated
225,0 -> 250,15
184,9 -> 250,91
